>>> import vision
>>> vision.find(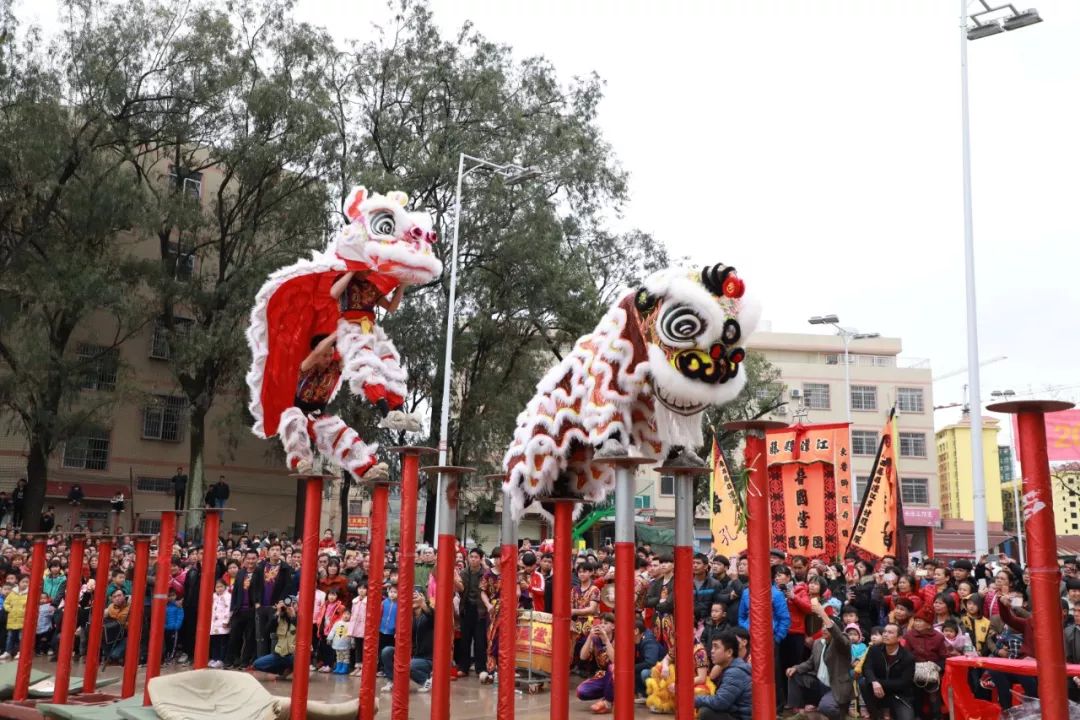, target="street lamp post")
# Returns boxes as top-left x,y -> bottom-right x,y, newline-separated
434,154 -> 539,537
960,0 -> 1042,557
808,315 -> 879,424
